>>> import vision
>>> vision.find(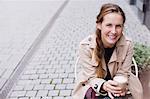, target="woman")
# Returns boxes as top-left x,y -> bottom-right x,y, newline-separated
73,3 -> 143,99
